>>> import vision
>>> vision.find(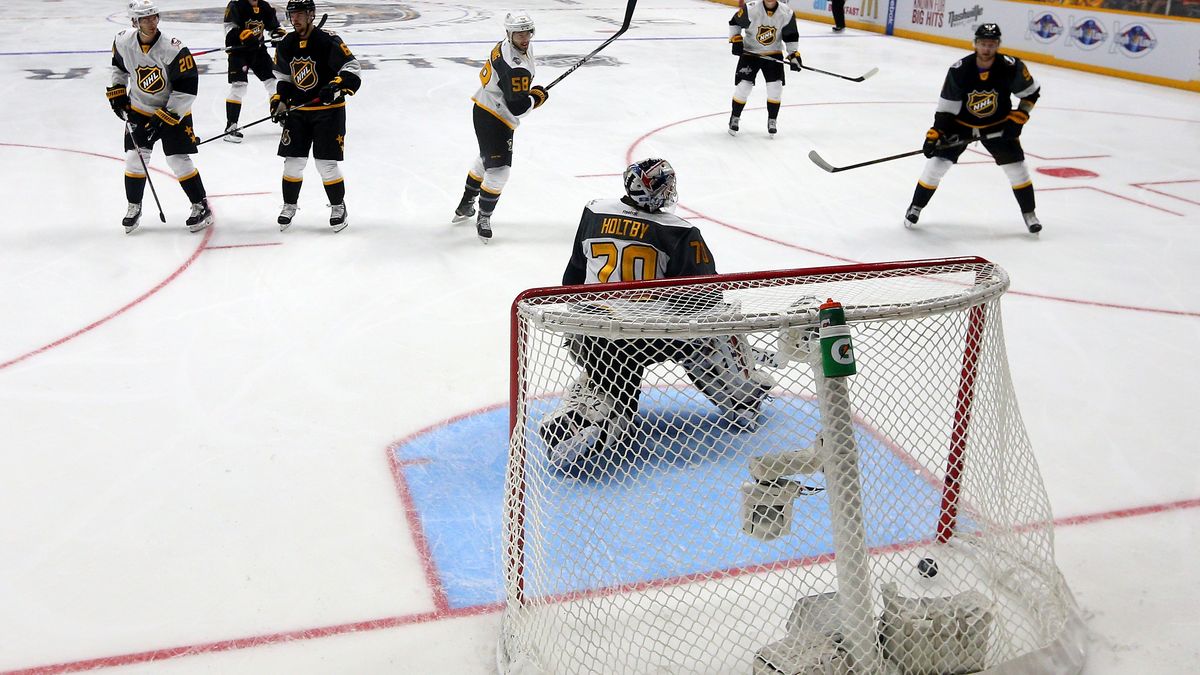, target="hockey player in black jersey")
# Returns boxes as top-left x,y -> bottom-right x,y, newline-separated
222,0 -> 284,142
451,11 -> 550,243
540,159 -> 774,473
271,0 -> 361,232
903,23 -> 1044,234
